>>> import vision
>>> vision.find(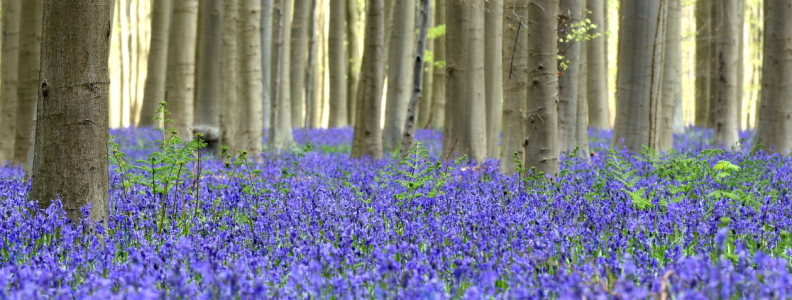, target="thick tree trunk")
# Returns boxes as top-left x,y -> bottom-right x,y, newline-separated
0,0 -> 21,163
400,0 -> 430,158
269,0 -> 294,150
289,0 -> 311,128
443,0 -> 486,162
586,0 -> 609,129
484,0 -> 503,159
557,0 -> 585,153
139,0 -> 172,127
756,0 -> 792,153
612,1 -> 667,152
13,0 -> 42,169
350,0 -> 385,159
195,0 -> 223,152
659,0 -> 681,151
500,0 -> 528,174
346,0 -> 361,126
165,0 -> 198,141
261,0 -> 273,129
694,0 -> 711,127
430,0 -> 446,129
221,0 -> 240,153
712,0 -> 739,148
30,0 -> 111,225
382,0 -> 416,151
525,0 -> 560,177
239,0 -> 264,159
328,0 -> 348,127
